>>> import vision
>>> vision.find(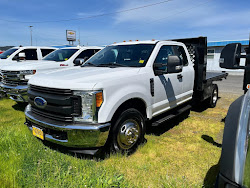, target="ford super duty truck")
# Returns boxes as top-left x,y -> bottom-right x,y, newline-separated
24,37 -> 228,155
0,46 -> 102,102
